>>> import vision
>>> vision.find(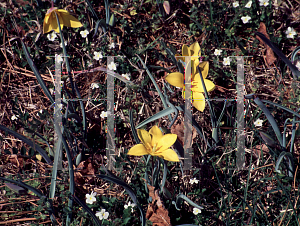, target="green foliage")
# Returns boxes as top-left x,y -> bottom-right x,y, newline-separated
0,0 -> 300,225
